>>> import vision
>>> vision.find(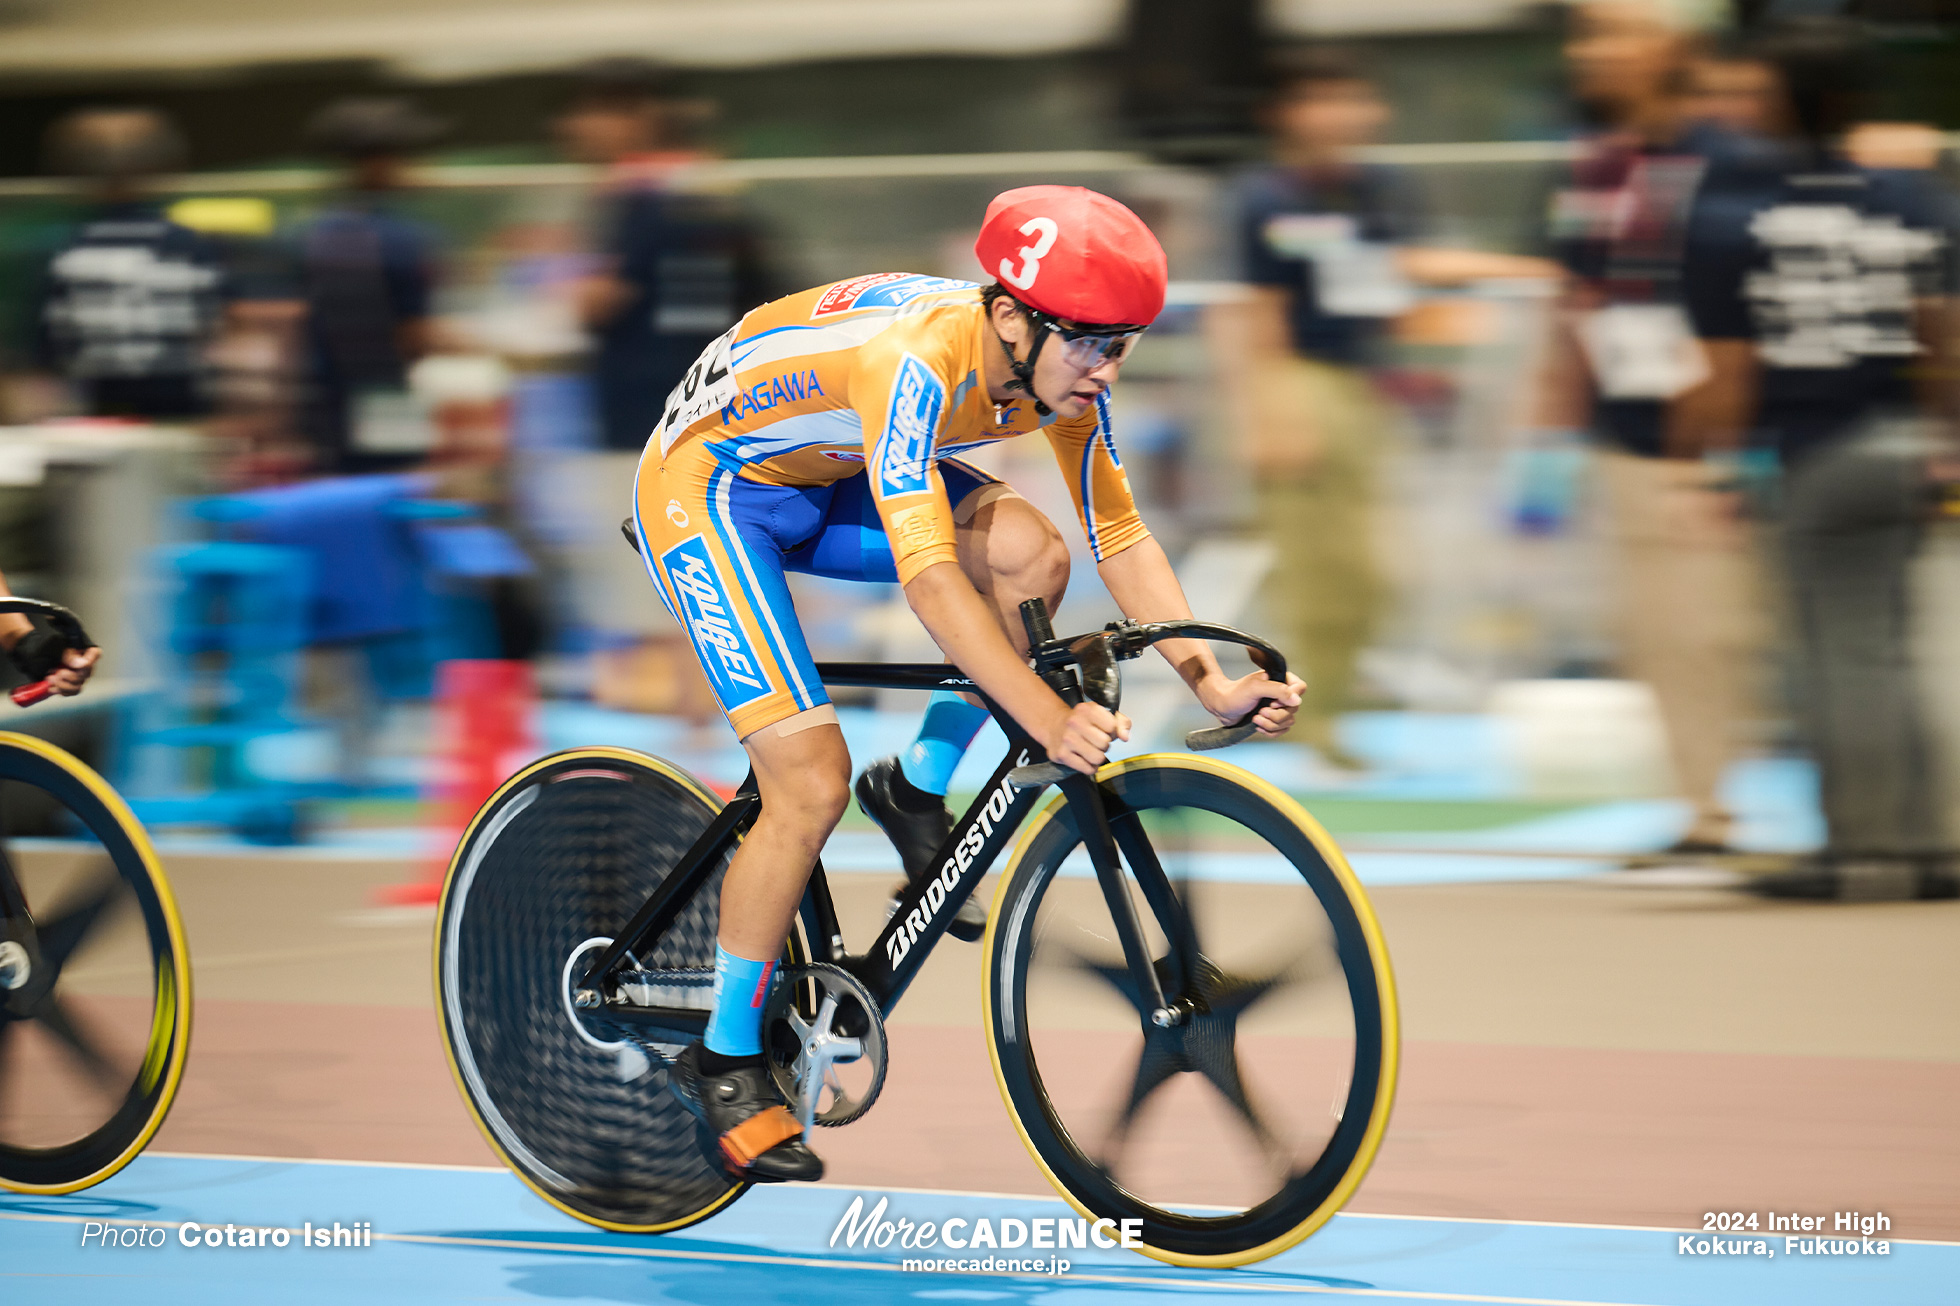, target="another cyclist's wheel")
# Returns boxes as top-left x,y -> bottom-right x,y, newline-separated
437,747 -> 800,1232
0,733 -> 191,1194
984,753 -> 1397,1267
